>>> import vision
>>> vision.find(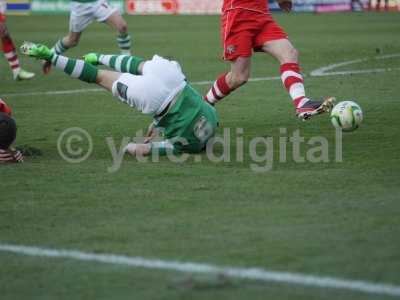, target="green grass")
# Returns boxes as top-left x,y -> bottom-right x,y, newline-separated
1,12 -> 400,300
